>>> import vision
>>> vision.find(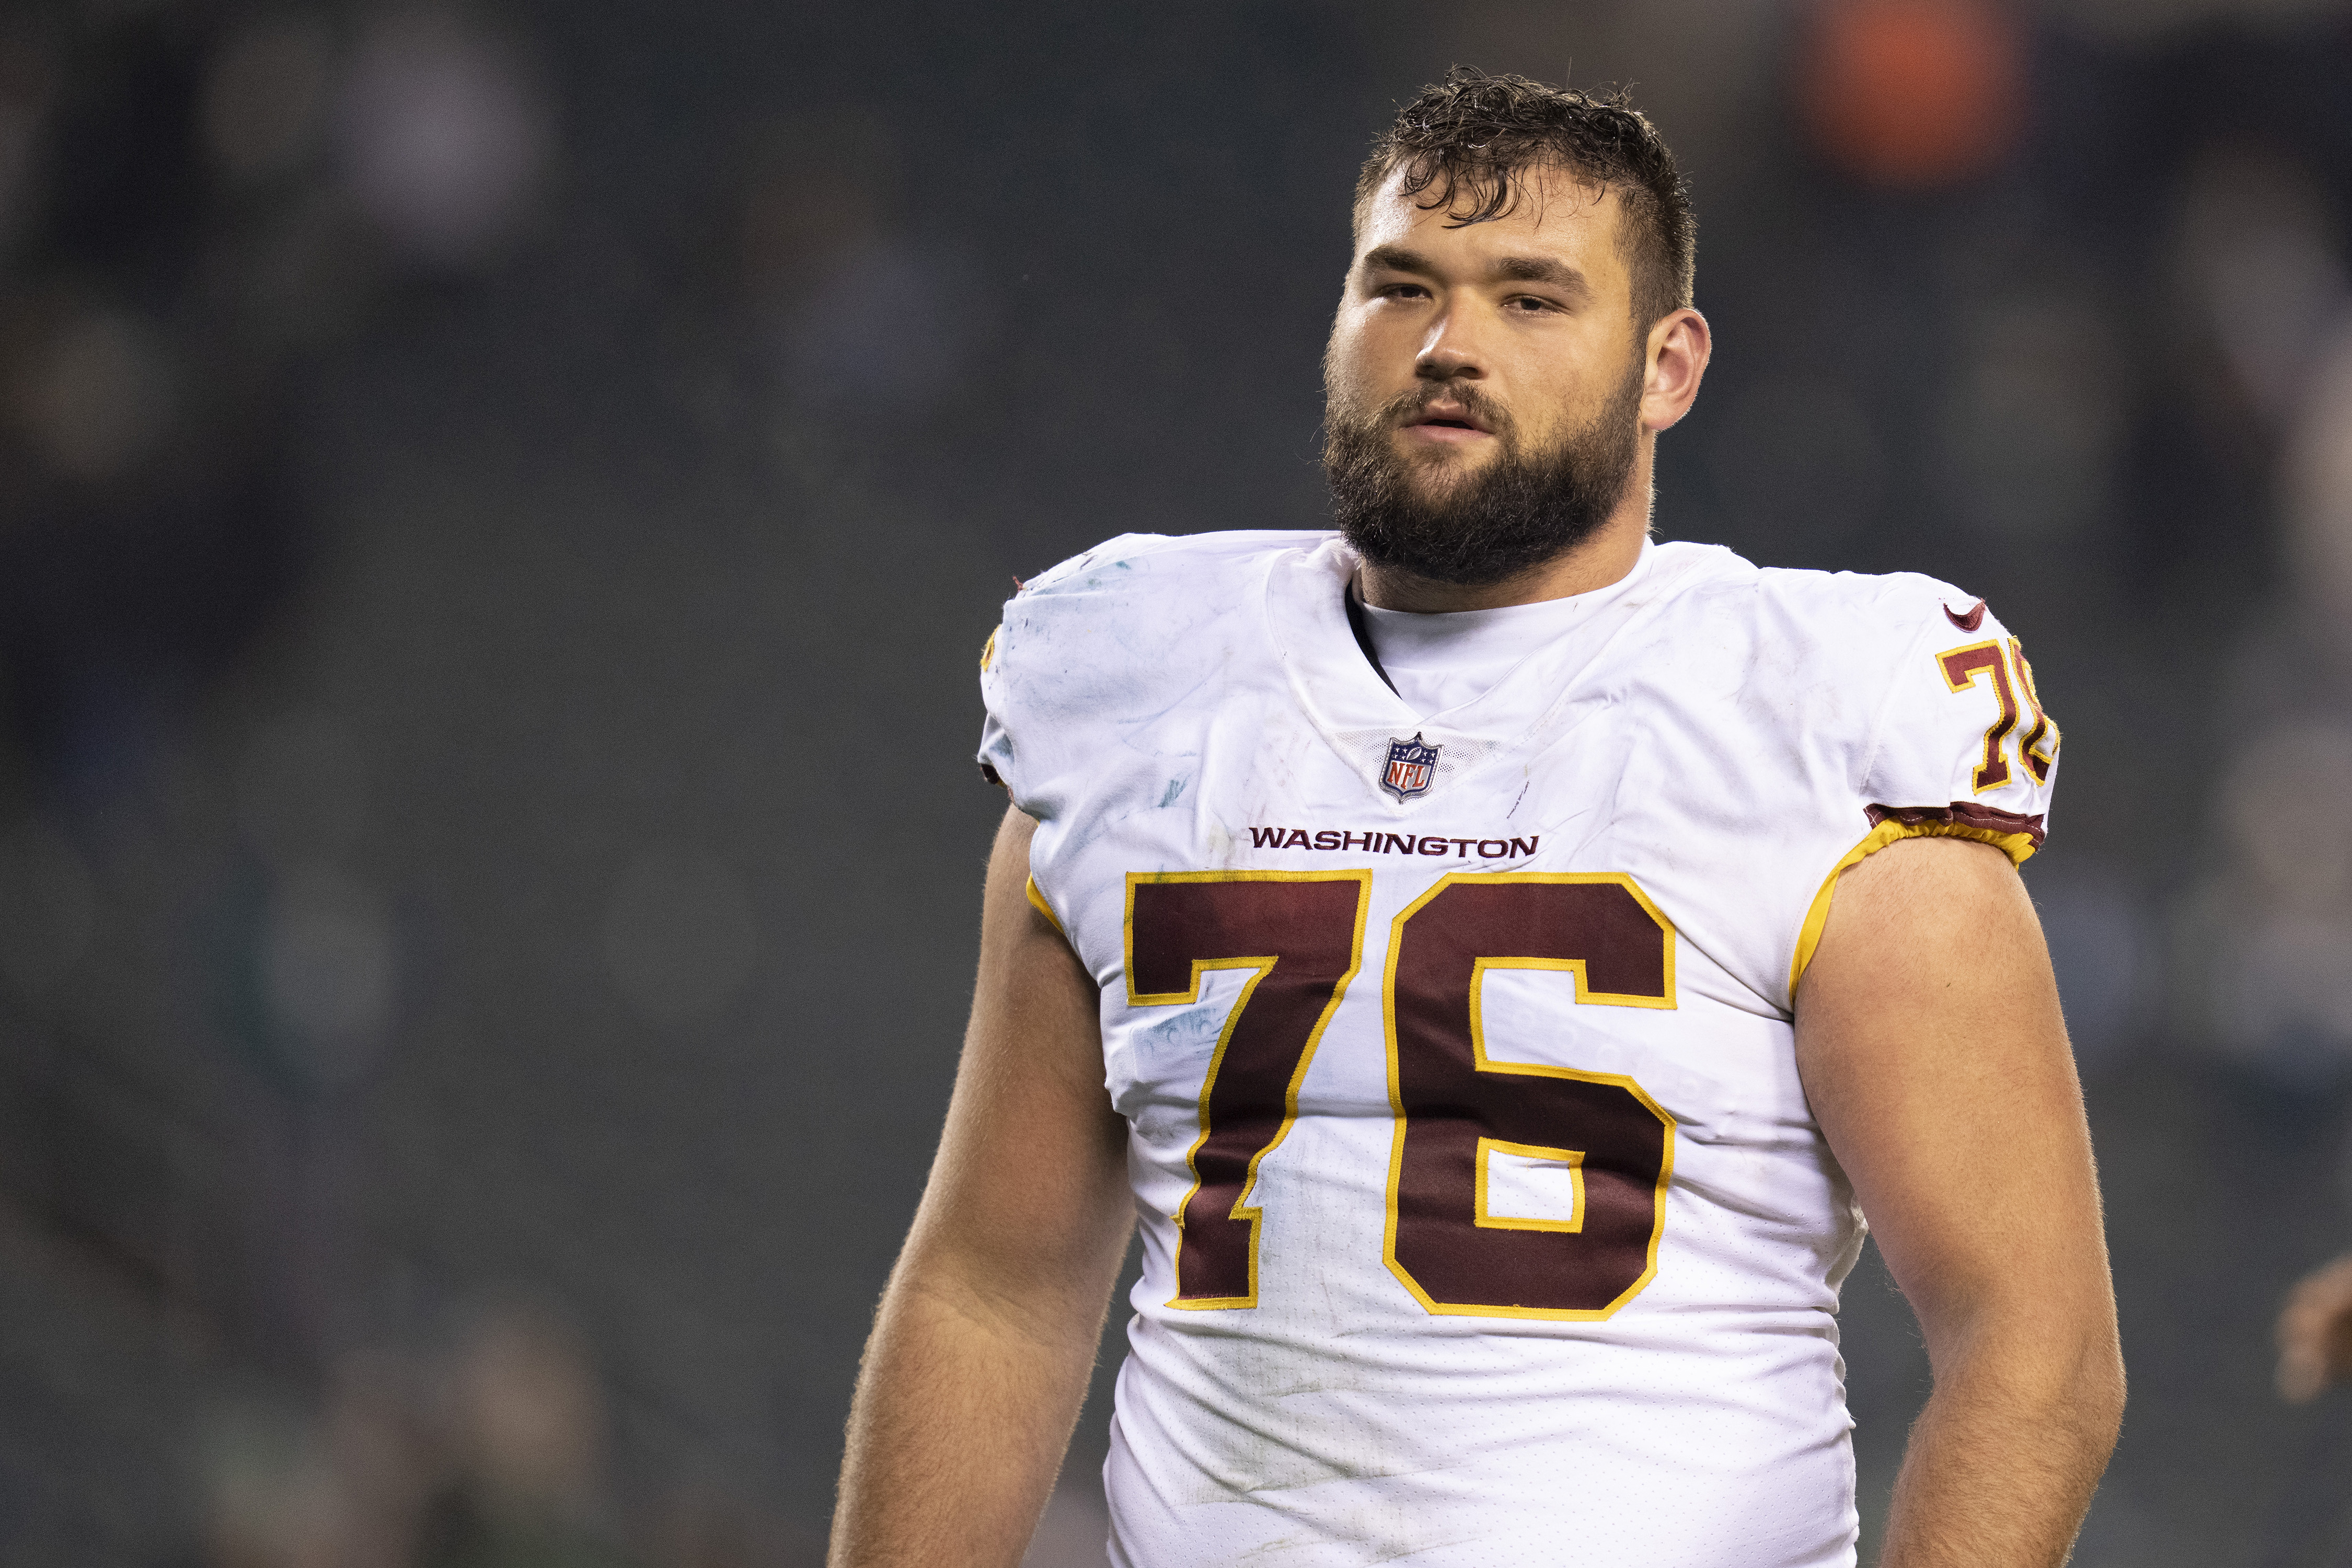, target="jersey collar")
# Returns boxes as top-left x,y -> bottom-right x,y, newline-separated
1260,535 -> 1702,809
